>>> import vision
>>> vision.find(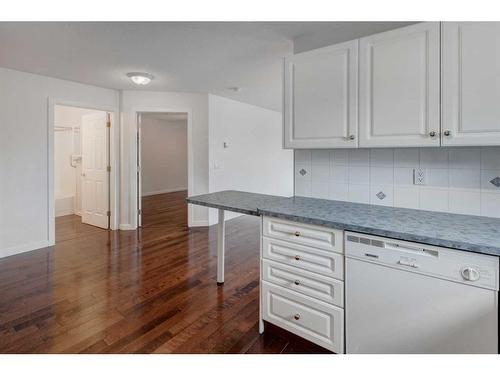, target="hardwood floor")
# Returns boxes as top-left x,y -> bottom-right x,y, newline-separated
0,191 -> 329,354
